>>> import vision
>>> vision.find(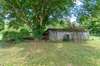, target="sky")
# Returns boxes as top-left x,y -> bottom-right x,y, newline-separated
68,0 -> 96,23
68,0 -> 85,23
